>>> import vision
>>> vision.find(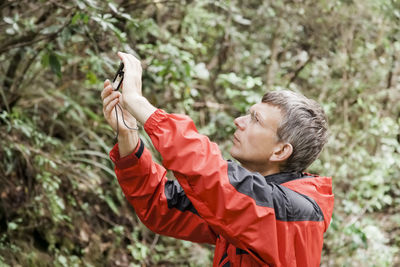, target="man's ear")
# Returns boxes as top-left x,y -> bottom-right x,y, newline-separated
270,143 -> 293,163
